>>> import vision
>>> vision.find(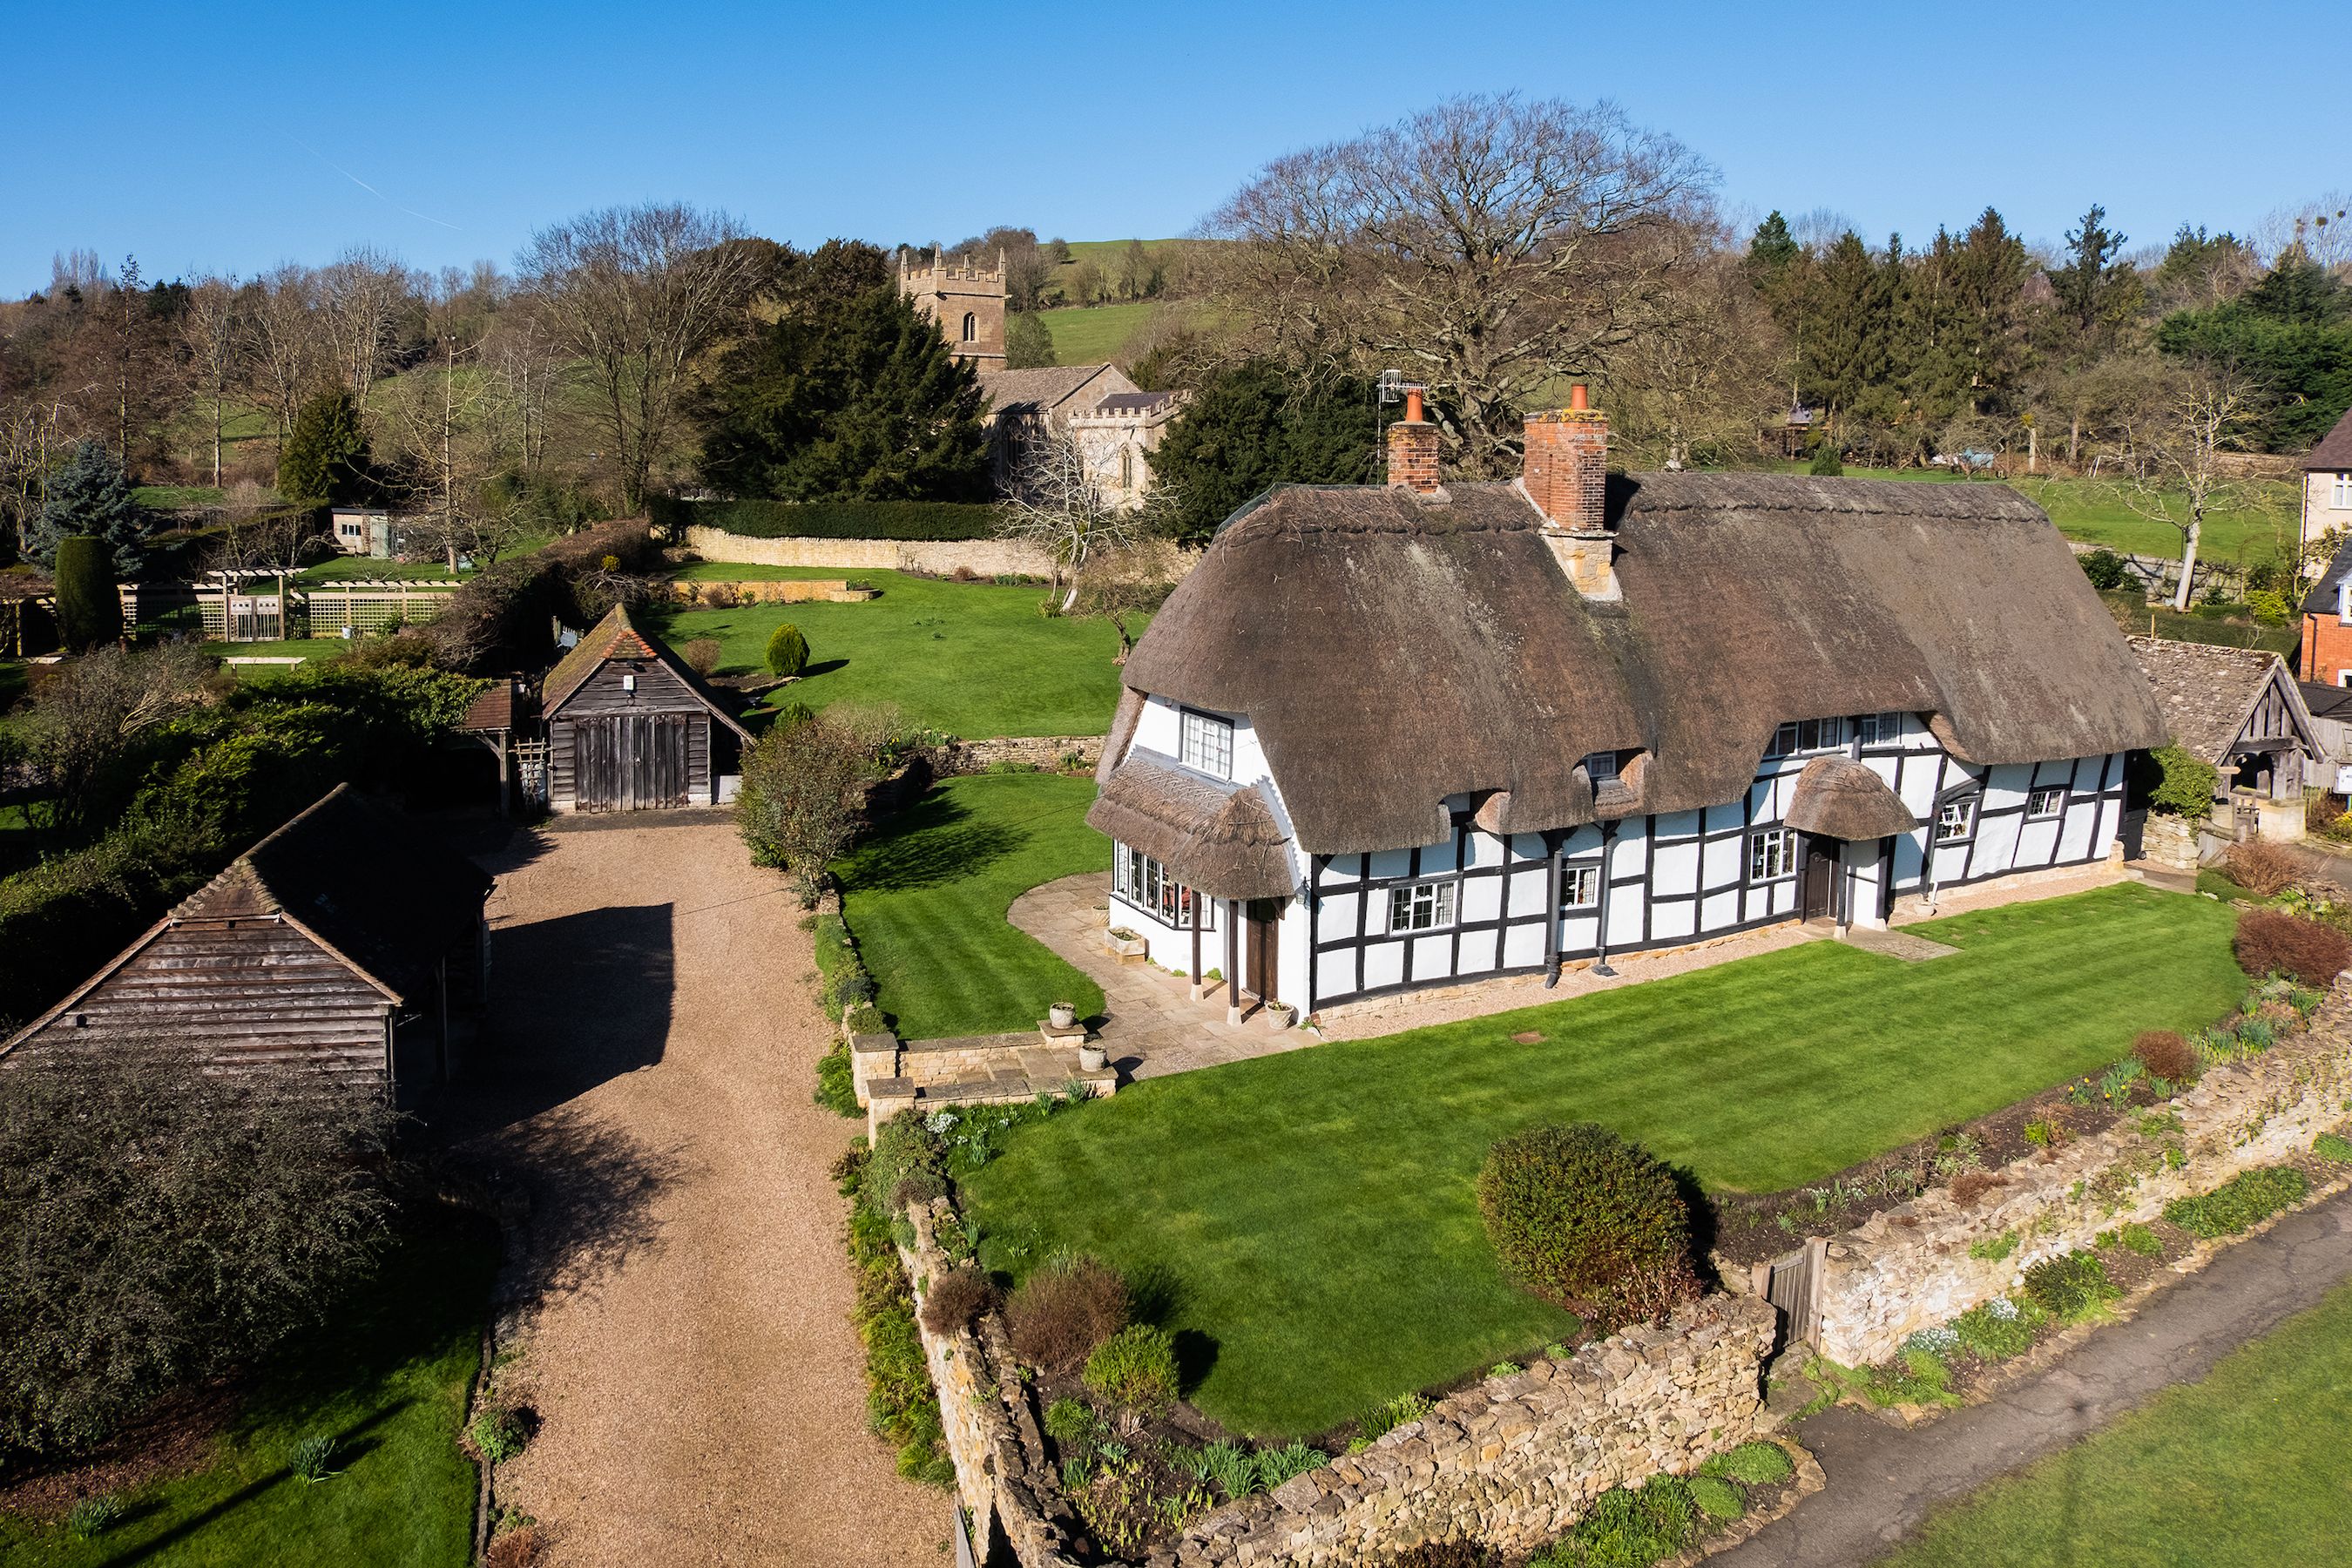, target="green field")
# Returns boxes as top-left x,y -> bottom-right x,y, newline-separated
1038,301 -> 1161,366
963,884 -> 2243,1437
0,1212 -> 496,1567
1882,1275 -> 2352,1567
836,773 -> 1111,1042
650,564 -> 1133,739
133,485 -> 231,511
294,557 -> 470,585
